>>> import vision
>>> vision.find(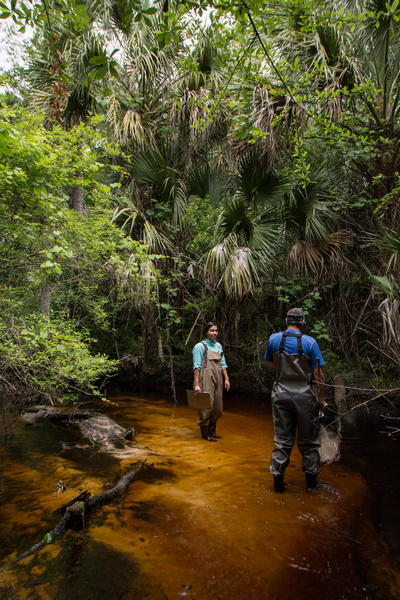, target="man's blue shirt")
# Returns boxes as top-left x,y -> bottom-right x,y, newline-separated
264,328 -> 325,369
